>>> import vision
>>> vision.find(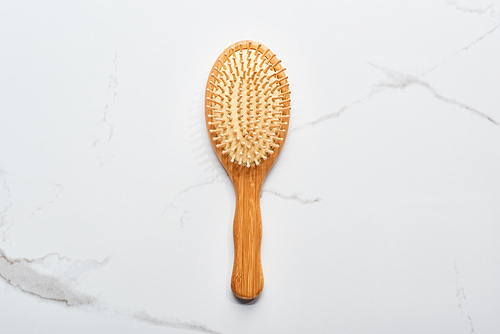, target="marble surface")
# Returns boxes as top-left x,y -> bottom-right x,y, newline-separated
1,0 -> 500,333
